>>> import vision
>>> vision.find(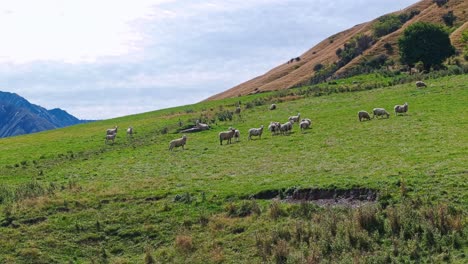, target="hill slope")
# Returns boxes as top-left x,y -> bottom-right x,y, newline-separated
0,74 -> 466,263
0,91 -> 90,138
207,0 -> 467,100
